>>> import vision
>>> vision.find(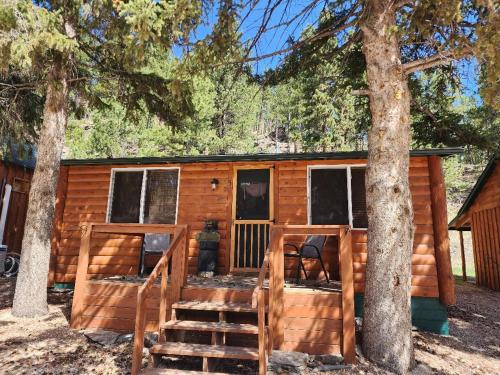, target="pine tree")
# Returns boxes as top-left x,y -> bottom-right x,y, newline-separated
0,0 -> 202,318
